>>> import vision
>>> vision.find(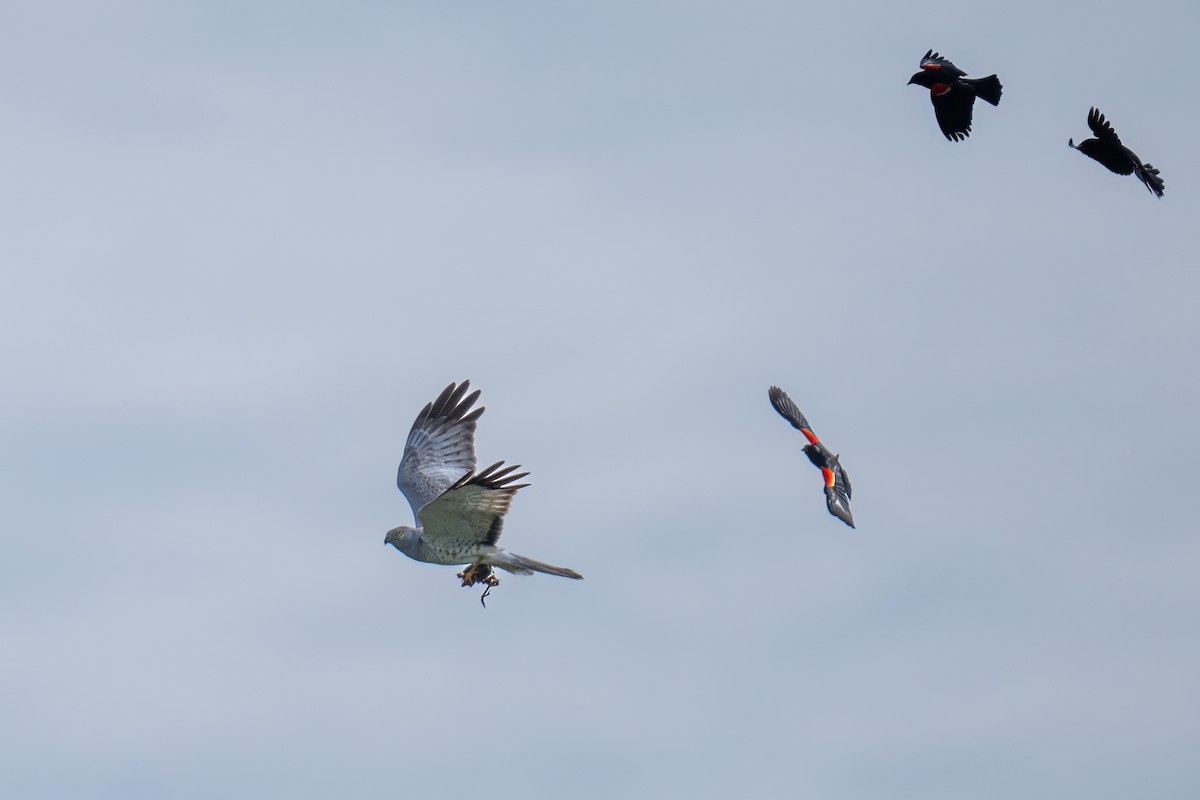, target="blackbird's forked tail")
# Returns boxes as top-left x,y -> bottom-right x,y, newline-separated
968,74 -> 1003,105
1136,163 -> 1165,197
